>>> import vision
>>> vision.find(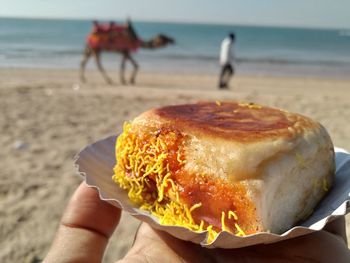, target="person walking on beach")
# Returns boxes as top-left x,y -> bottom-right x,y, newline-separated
219,33 -> 235,89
